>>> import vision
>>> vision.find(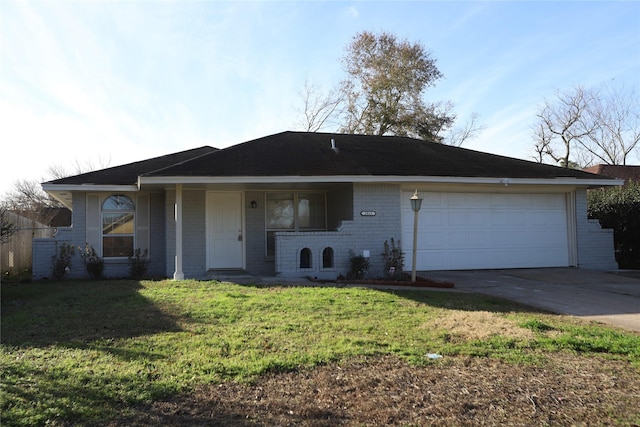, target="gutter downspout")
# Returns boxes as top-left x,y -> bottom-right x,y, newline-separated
173,183 -> 184,280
